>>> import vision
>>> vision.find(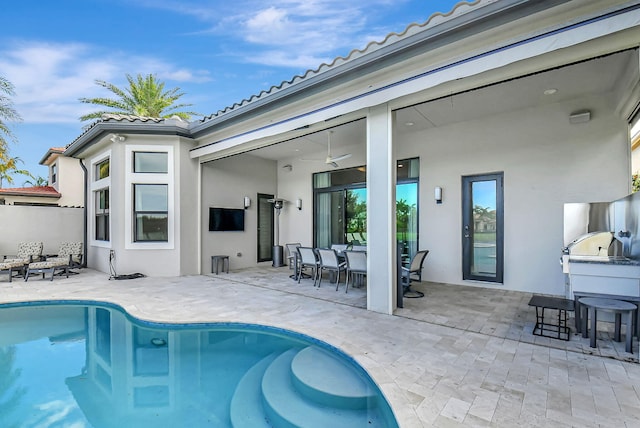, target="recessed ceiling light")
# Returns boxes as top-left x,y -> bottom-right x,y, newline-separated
405,122 -> 414,126
543,88 -> 558,95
